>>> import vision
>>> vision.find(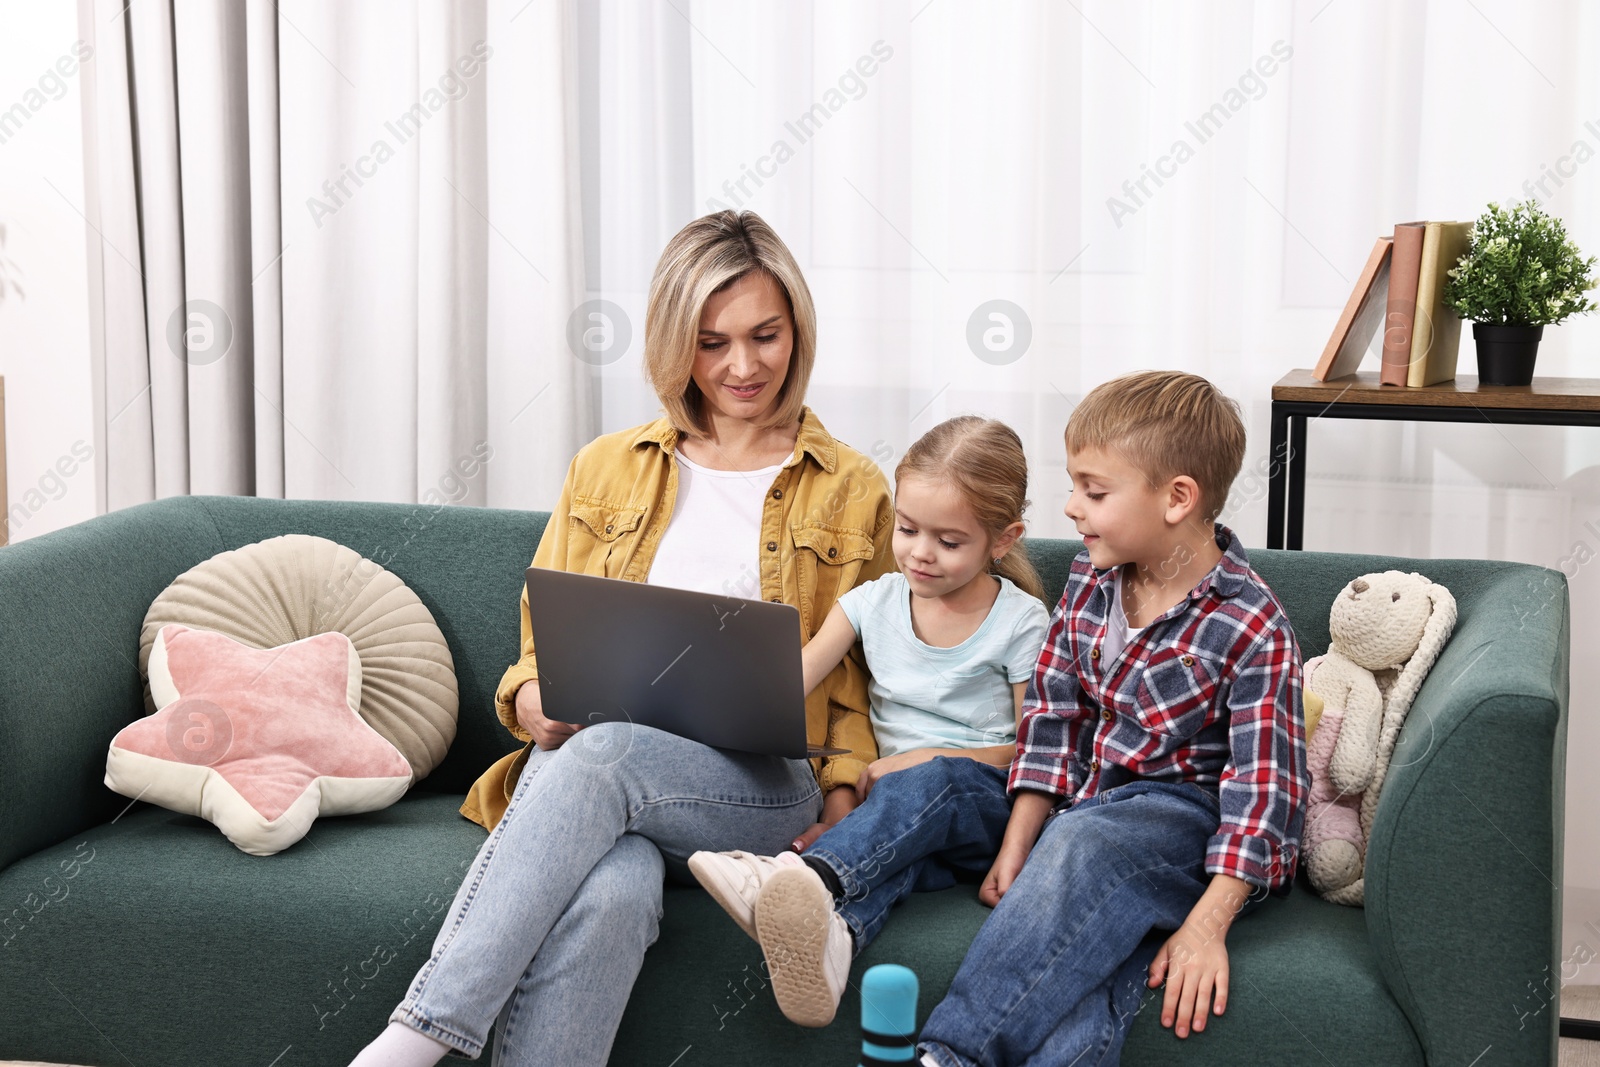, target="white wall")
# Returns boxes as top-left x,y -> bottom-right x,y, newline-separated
0,0 -> 96,545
